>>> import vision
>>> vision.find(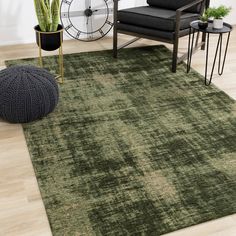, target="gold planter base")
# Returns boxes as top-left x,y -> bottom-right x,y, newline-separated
36,28 -> 64,84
